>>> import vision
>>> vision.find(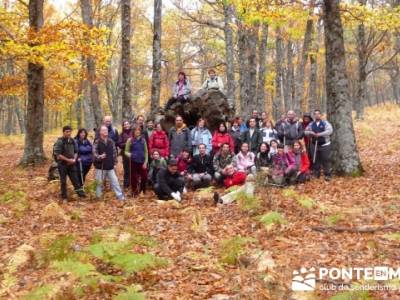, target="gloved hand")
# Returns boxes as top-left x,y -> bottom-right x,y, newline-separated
171,192 -> 181,202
